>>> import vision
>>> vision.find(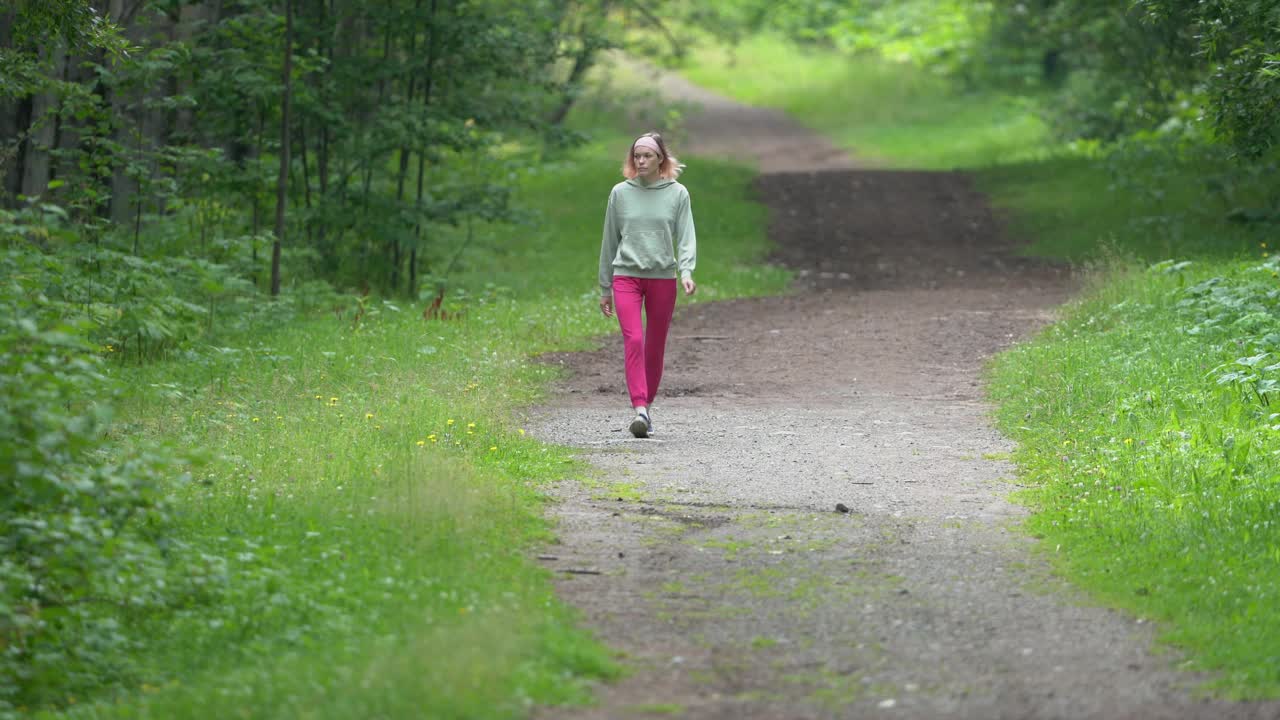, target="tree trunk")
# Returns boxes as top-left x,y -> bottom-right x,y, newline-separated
107,0 -> 138,225
21,46 -> 68,199
391,0 -> 423,293
410,0 -> 441,300
271,0 -> 294,297
1,98 -> 30,205
548,44 -> 596,126
0,9 -> 21,203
